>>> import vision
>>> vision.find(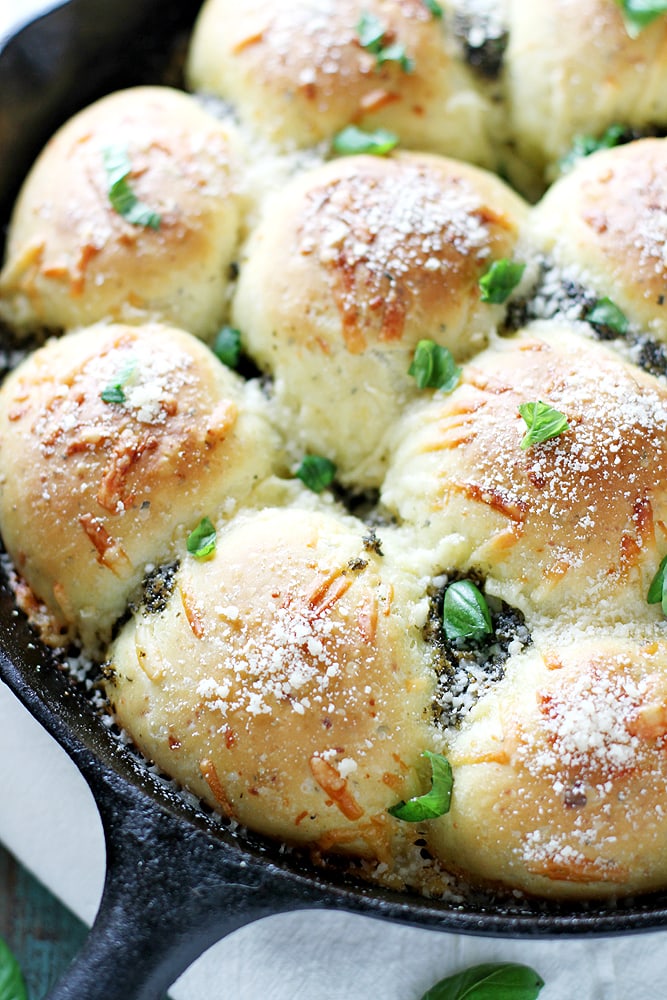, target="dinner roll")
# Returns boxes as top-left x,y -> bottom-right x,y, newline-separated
0,87 -> 244,340
505,0 -> 667,177
529,139 -> 667,343
234,152 -> 528,486
0,323 -> 278,650
186,0 -> 493,165
105,506 -> 435,857
429,634 -> 667,898
381,323 -> 667,624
